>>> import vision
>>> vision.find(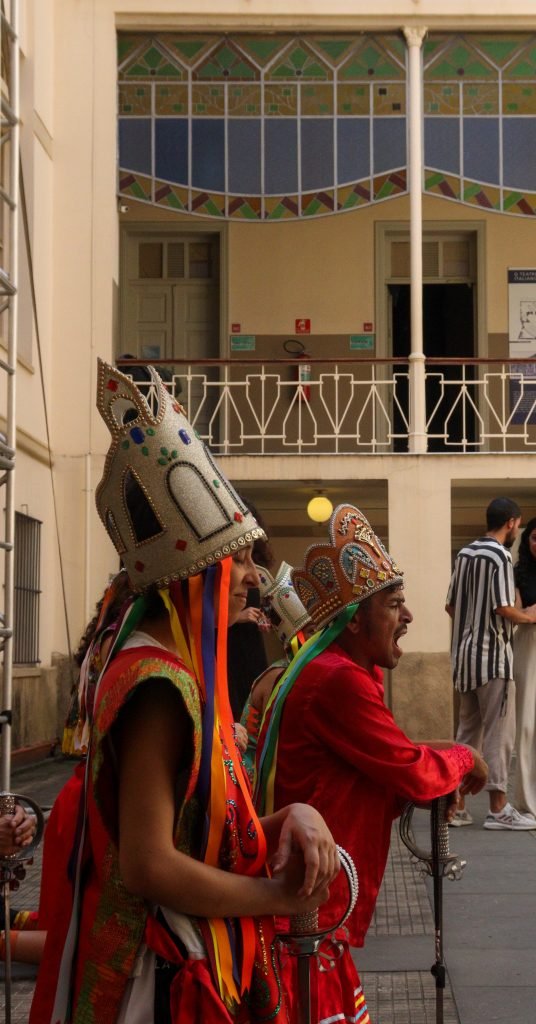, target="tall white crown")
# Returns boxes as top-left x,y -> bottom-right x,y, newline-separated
95,359 -> 264,591
257,561 -> 311,647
